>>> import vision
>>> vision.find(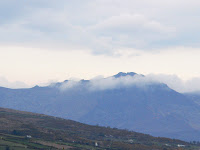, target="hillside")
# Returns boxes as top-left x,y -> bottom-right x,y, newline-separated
0,107 -> 199,150
1,72 -> 200,141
